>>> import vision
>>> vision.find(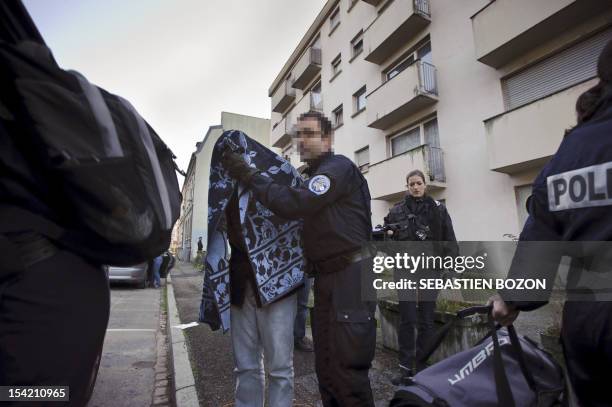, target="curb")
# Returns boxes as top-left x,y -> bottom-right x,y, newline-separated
166,274 -> 200,407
